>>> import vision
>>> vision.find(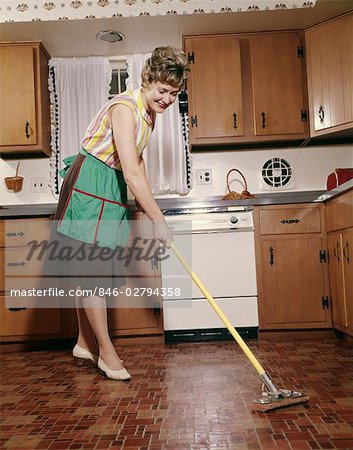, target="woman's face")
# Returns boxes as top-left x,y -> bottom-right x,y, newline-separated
144,81 -> 180,114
